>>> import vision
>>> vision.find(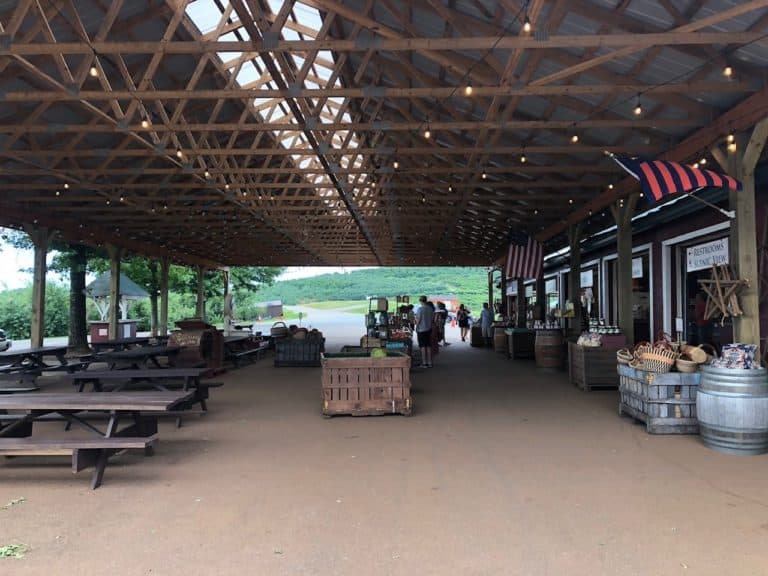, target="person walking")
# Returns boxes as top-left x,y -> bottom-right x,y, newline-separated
480,302 -> 494,347
434,301 -> 449,346
414,295 -> 434,368
457,304 -> 470,342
